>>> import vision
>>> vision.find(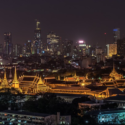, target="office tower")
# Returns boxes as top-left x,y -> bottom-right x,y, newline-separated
73,46 -> 79,58
34,20 -> 42,54
113,28 -> 120,43
47,31 -> 60,55
22,43 -> 26,55
31,41 -> 35,54
14,44 -> 22,56
63,39 -> 73,57
117,39 -> 125,56
106,44 -> 117,58
26,40 -> 31,55
78,40 -> 86,56
4,32 -> 12,55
